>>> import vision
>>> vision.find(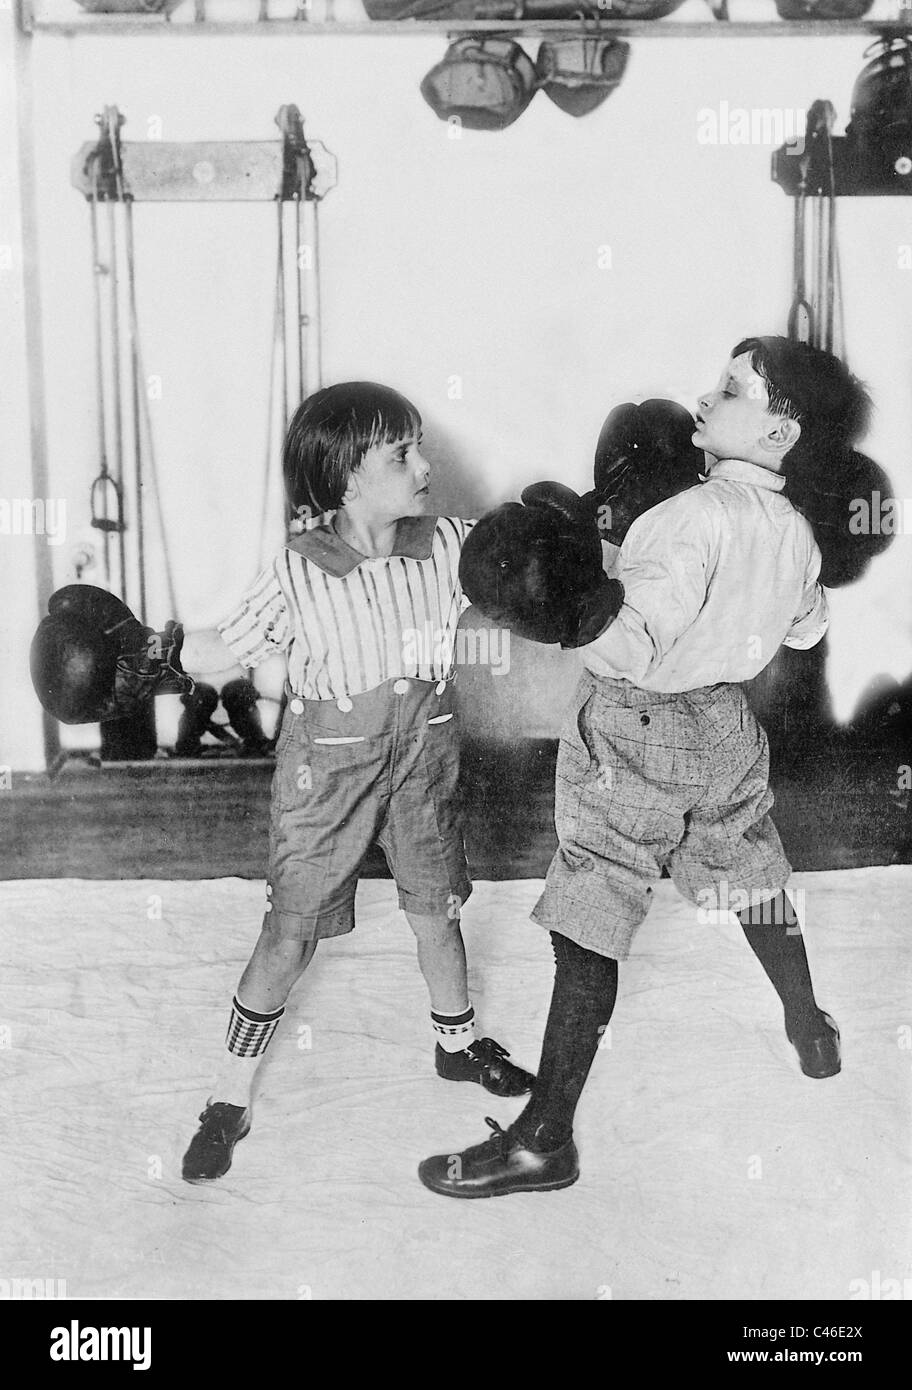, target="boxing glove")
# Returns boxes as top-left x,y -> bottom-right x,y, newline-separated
175,682 -> 220,757
459,481 -> 624,648
221,677 -> 273,757
30,584 -> 192,725
783,448 -> 894,588
581,398 -> 704,545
